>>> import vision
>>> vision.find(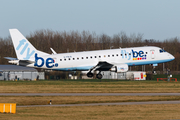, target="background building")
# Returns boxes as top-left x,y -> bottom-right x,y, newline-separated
0,65 -> 44,80
101,71 -> 146,80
